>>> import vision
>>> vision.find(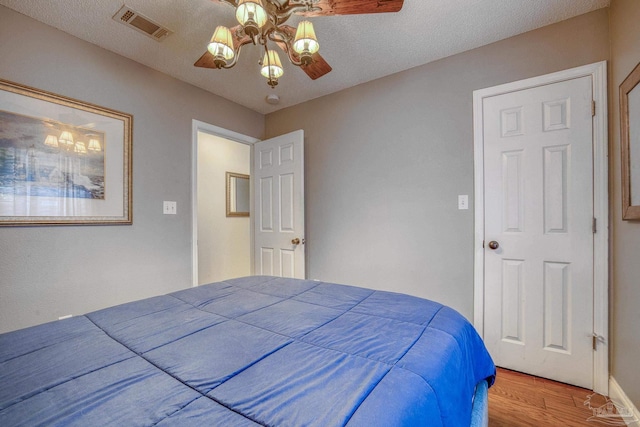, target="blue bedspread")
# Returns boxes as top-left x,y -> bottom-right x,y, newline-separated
0,276 -> 495,426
